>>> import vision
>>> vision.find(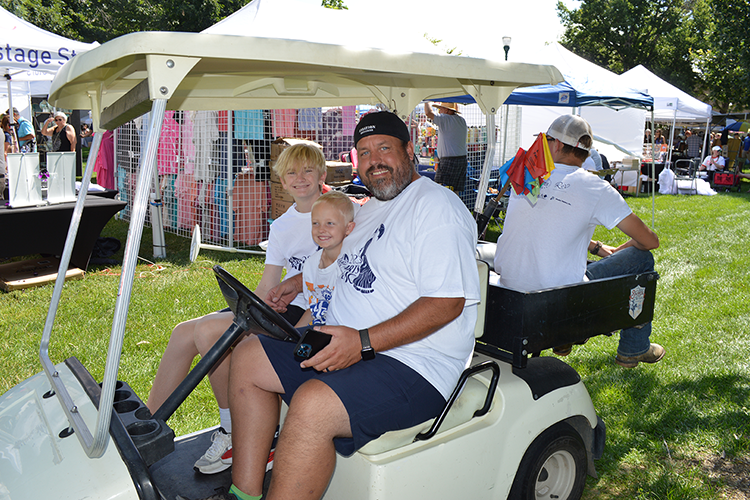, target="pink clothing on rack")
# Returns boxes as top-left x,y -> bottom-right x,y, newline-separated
158,111 -> 180,175
234,171 -> 269,246
341,106 -> 356,136
272,109 -> 296,138
181,112 -> 196,175
176,172 -> 199,230
94,131 -> 116,190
